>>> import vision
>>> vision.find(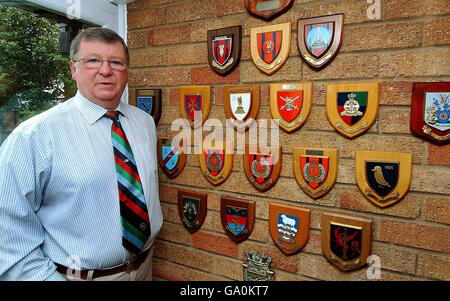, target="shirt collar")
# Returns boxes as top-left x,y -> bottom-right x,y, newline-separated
73,91 -> 129,124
